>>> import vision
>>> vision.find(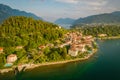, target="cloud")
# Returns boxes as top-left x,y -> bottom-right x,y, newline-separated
44,0 -> 120,21
55,0 -> 107,5
55,0 -> 79,4
55,0 -> 108,11
86,1 -> 107,6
